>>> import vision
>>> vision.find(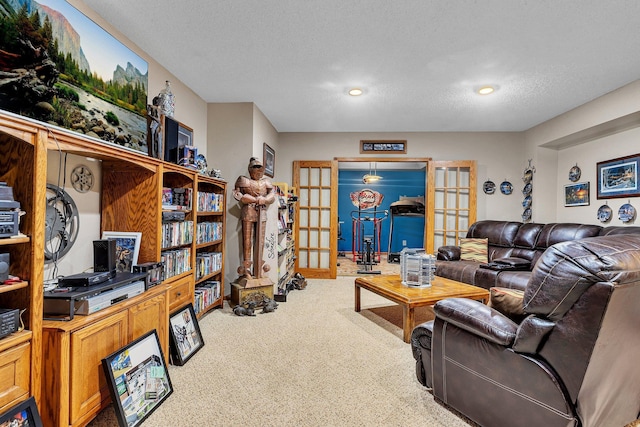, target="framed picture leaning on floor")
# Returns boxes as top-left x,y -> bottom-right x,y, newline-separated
168,303 -> 204,365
